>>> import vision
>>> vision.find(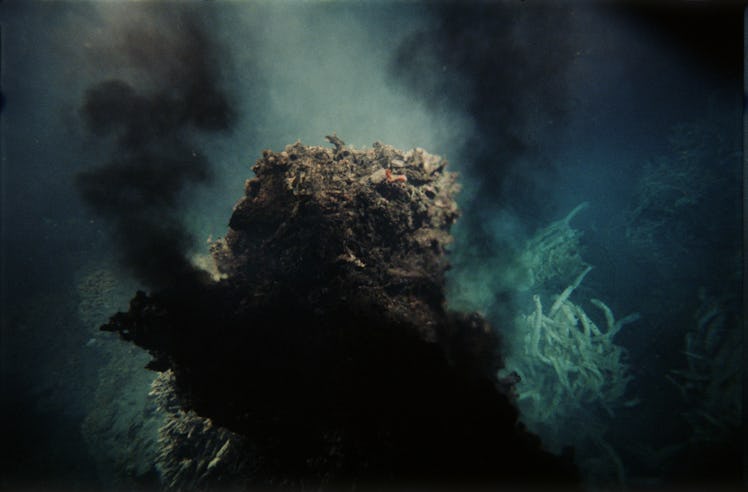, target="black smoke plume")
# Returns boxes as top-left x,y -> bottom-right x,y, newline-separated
75,6 -> 235,290
391,3 -> 573,230
389,3 -> 574,322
